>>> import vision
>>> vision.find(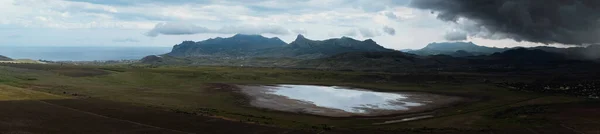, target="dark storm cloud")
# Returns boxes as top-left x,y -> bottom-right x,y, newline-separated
411,0 -> 600,45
